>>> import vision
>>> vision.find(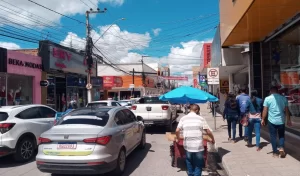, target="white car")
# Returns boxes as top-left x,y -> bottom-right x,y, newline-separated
86,100 -> 122,108
118,100 -> 136,110
0,105 -> 56,161
131,96 -> 177,131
